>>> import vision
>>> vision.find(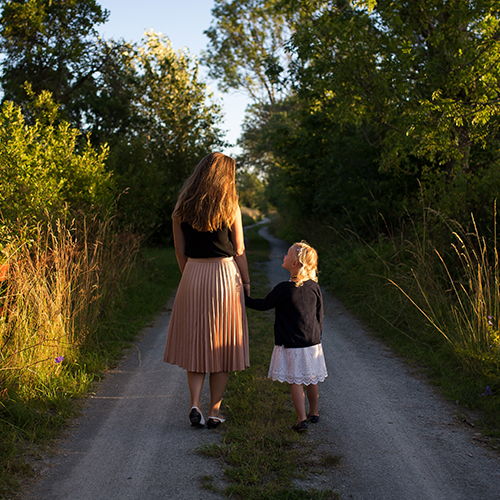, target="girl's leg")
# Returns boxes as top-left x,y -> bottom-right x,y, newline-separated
187,371 -> 205,409
209,371 -> 229,417
305,383 -> 319,417
290,383 -> 307,422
